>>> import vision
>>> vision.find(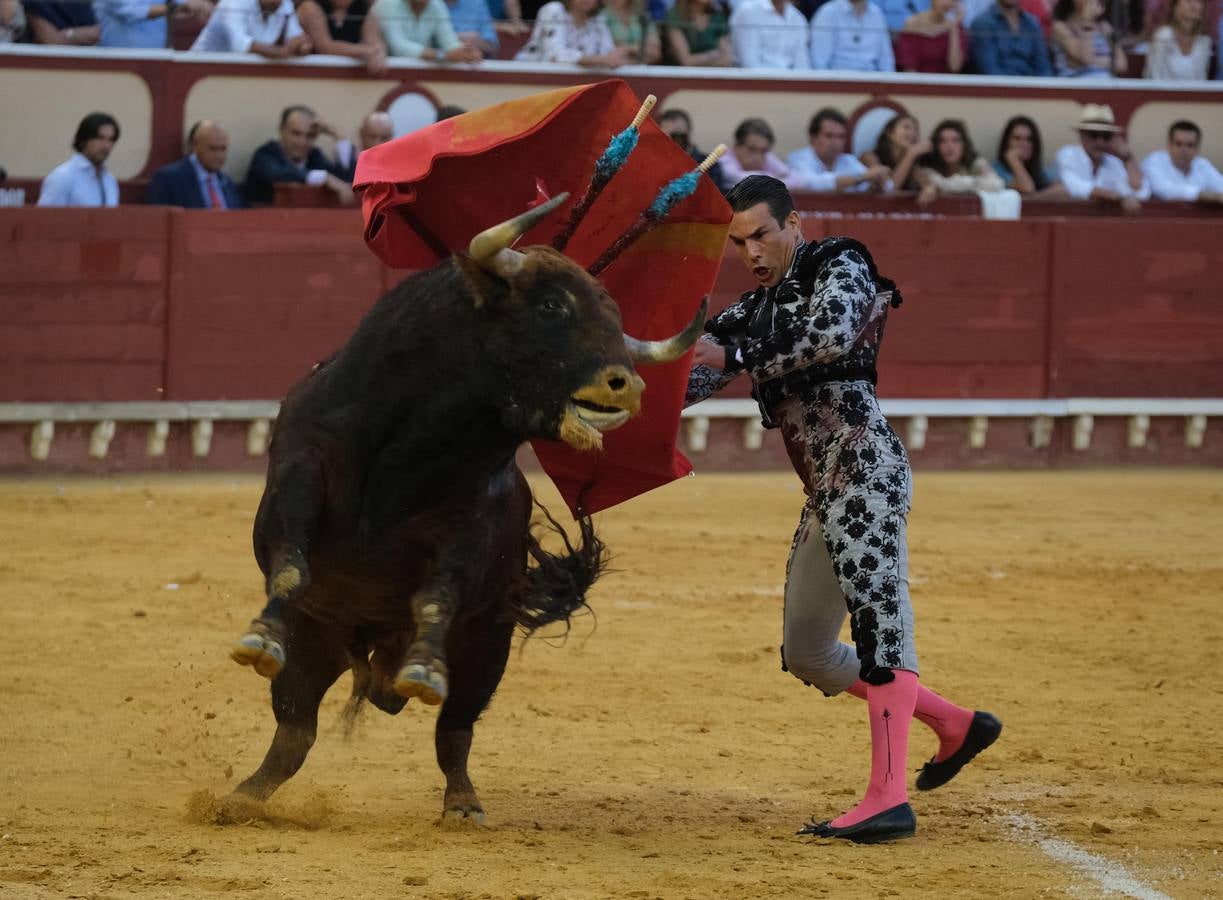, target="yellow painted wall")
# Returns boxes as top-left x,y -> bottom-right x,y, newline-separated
184,76 -> 400,179
0,70 -> 152,180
